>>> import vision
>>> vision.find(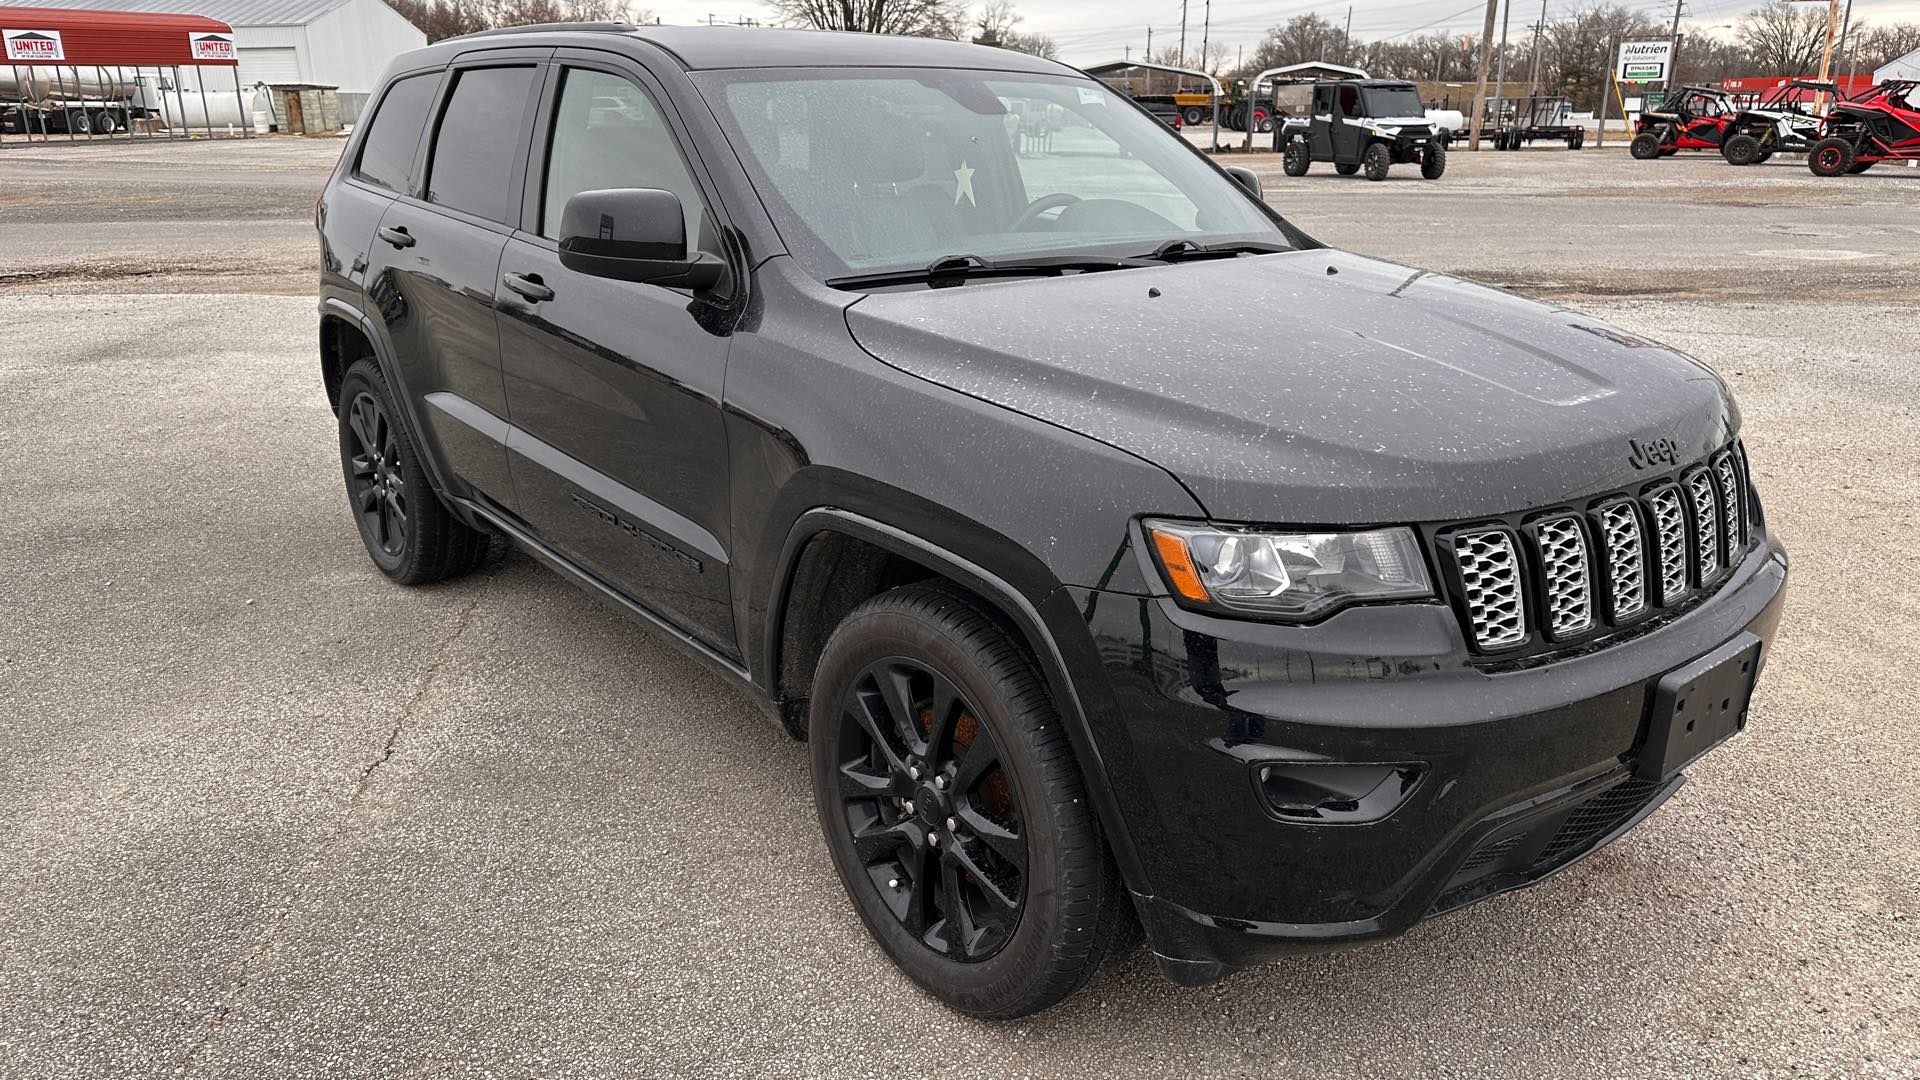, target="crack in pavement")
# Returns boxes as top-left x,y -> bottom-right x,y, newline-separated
176,582 -> 491,1072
